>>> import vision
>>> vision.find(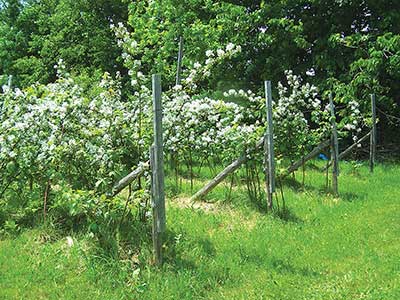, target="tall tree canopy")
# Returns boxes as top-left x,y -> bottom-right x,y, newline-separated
125,0 -> 400,143
0,0 -> 128,86
1,0 -> 399,143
